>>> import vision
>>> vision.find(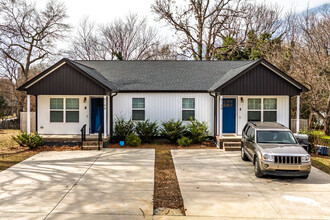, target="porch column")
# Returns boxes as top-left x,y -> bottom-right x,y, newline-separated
219,95 -> 223,139
103,96 -> 107,138
296,95 -> 300,133
107,95 -> 110,135
27,95 -> 30,135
